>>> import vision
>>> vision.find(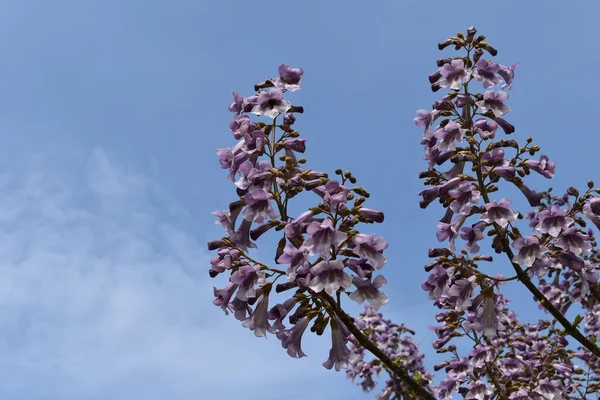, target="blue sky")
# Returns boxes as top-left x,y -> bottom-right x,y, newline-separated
1,0 -> 600,398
